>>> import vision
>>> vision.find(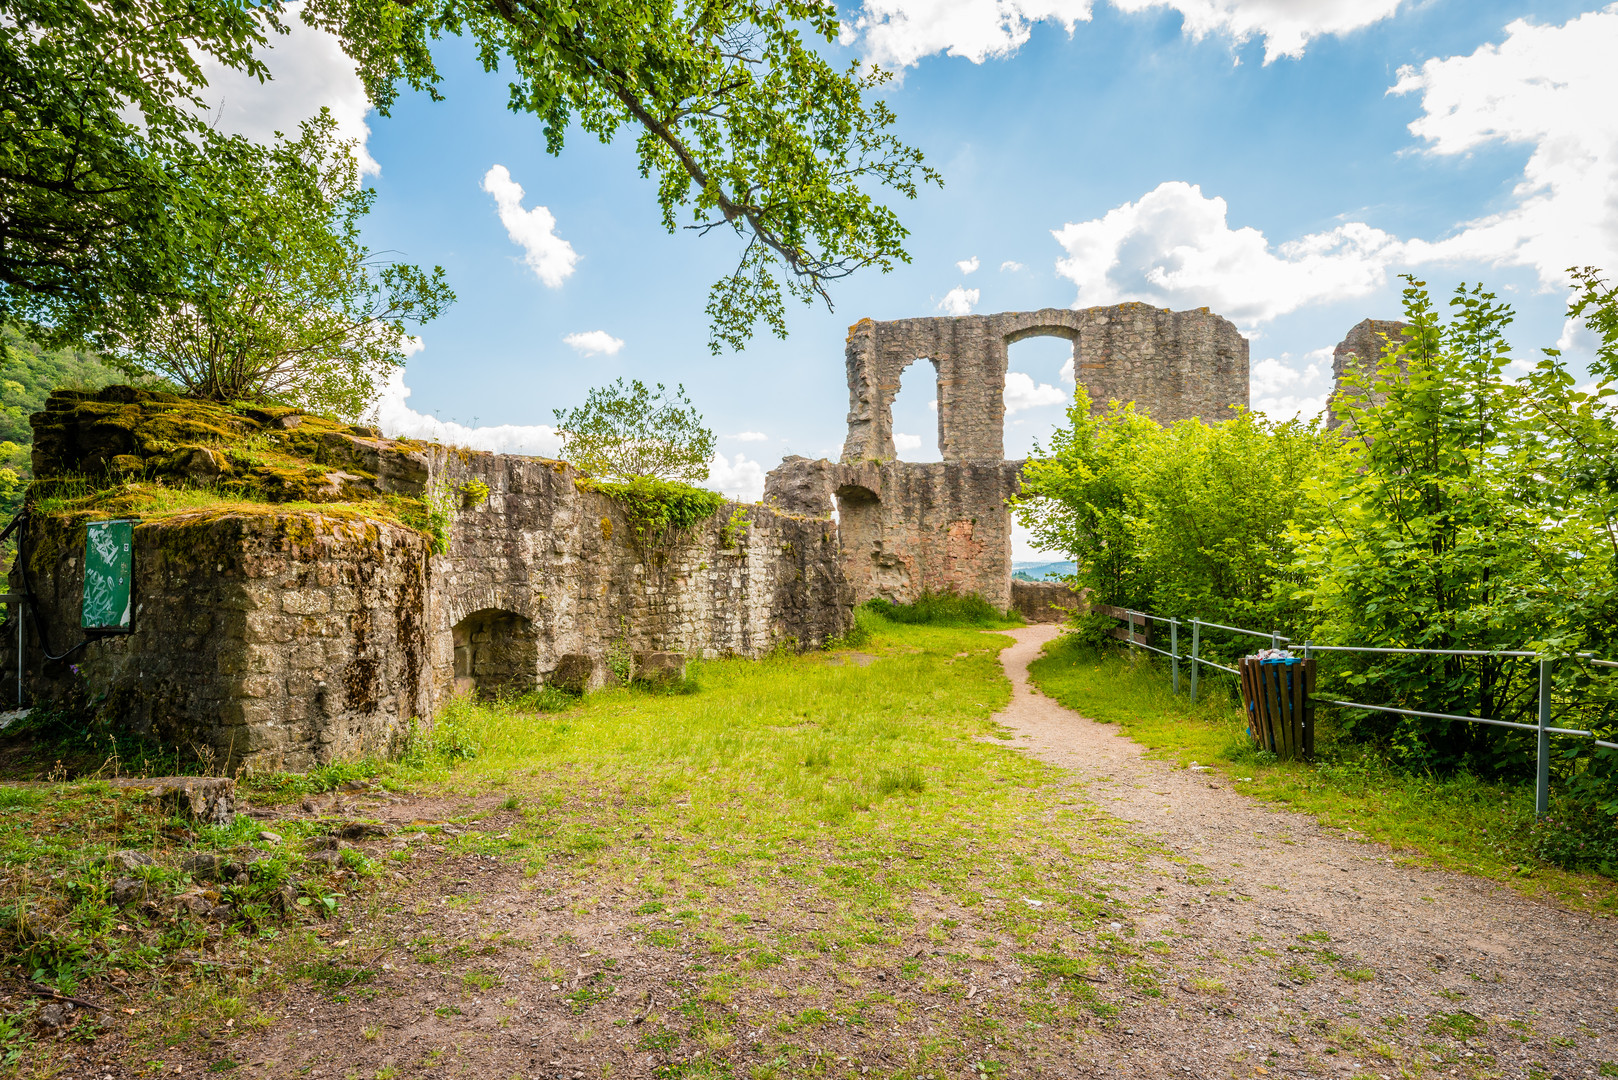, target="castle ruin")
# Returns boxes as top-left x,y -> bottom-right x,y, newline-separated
765,302 -> 1250,609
